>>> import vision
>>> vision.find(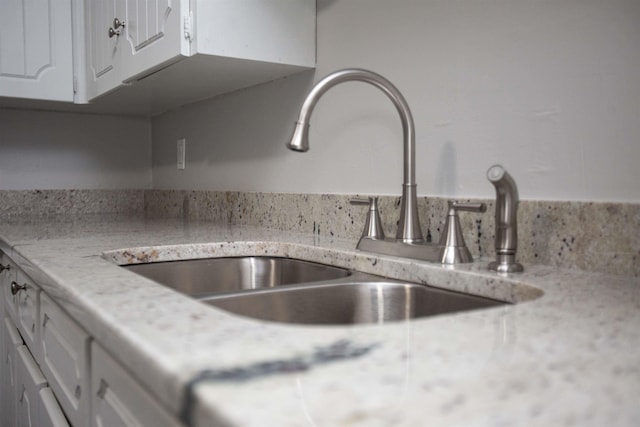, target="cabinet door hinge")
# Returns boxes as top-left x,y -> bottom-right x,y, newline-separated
183,13 -> 193,42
